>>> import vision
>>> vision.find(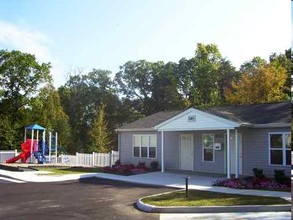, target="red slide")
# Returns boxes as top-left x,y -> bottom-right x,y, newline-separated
6,139 -> 37,163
